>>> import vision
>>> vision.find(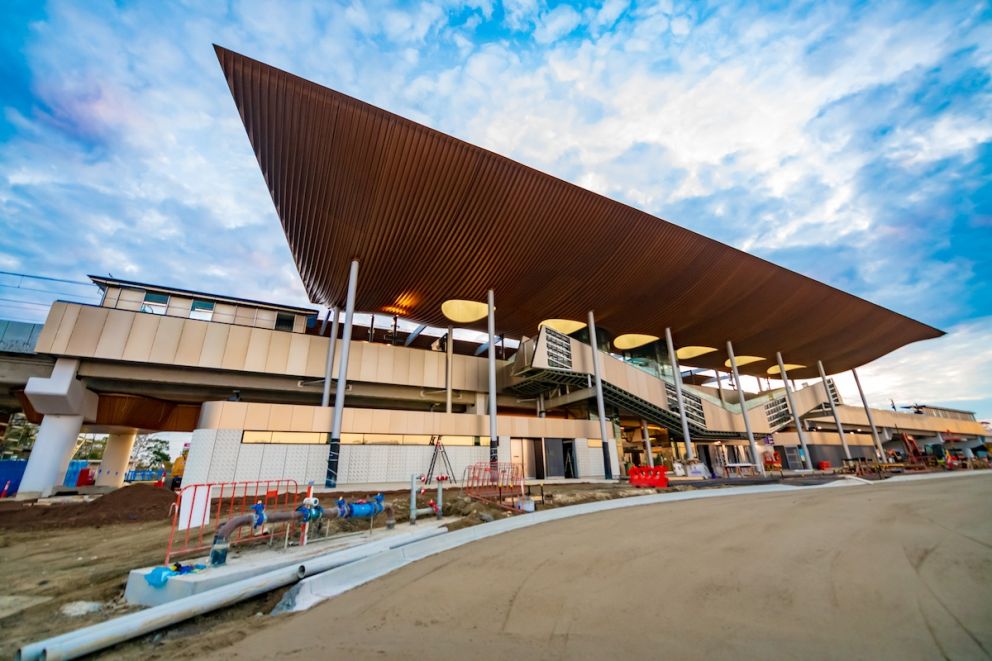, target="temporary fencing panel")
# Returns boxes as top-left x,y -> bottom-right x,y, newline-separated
628,465 -> 669,488
165,479 -> 299,564
463,462 -> 524,510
